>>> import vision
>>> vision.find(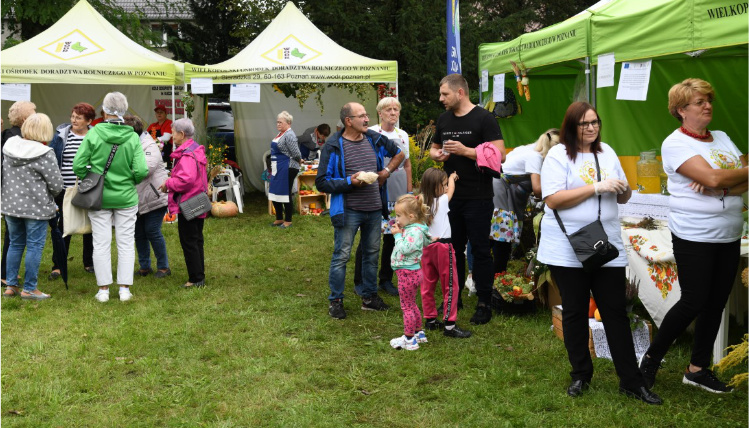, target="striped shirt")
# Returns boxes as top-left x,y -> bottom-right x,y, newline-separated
342,136 -> 381,211
61,131 -> 85,188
